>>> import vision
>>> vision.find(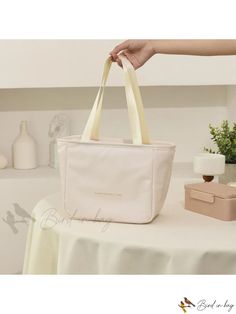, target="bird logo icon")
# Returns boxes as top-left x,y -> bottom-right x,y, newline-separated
2,203 -> 35,234
13,203 -> 34,223
178,298 -> 195,313
184,297 -> 195,307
